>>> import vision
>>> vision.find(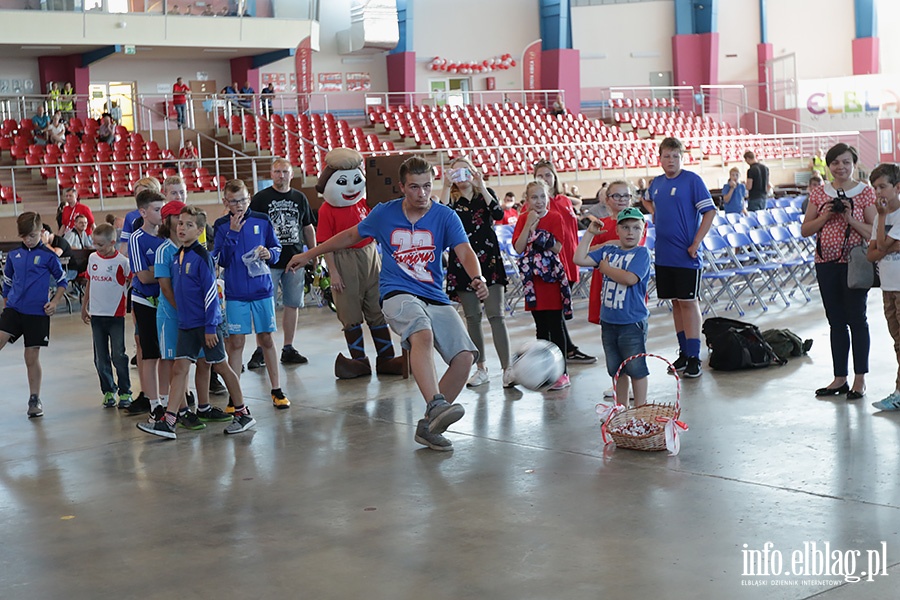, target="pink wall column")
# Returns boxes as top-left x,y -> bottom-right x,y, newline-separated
37,55 -> 90,117
756,43 -> 773,111
540,49 -> 580,114
671,33 -> 719,109
852,37 -> 880,75
386,52 -> 416,106
230,57 -> 260,91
